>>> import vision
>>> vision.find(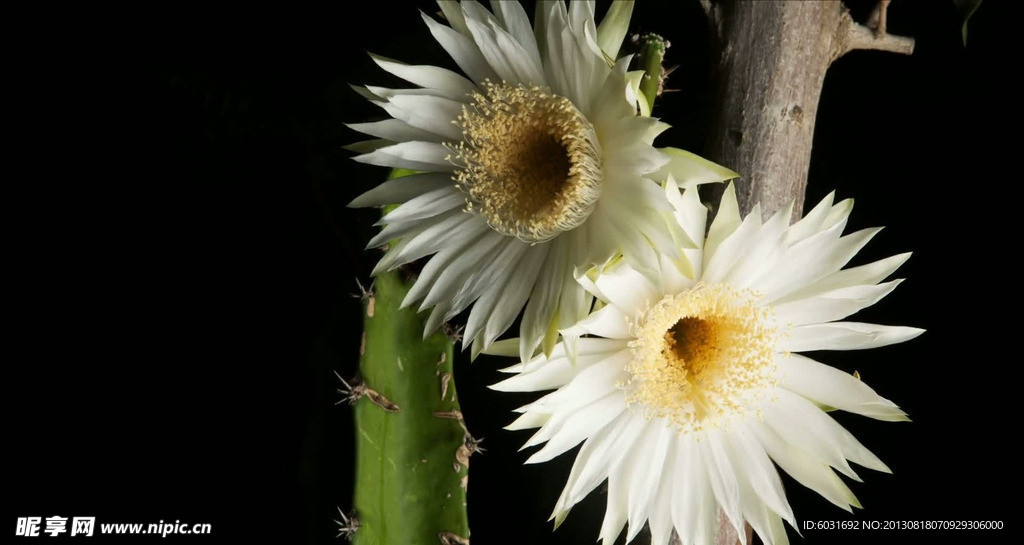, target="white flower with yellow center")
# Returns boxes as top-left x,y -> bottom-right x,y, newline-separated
489,183 -> 923,545
348,0 -> 736,360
